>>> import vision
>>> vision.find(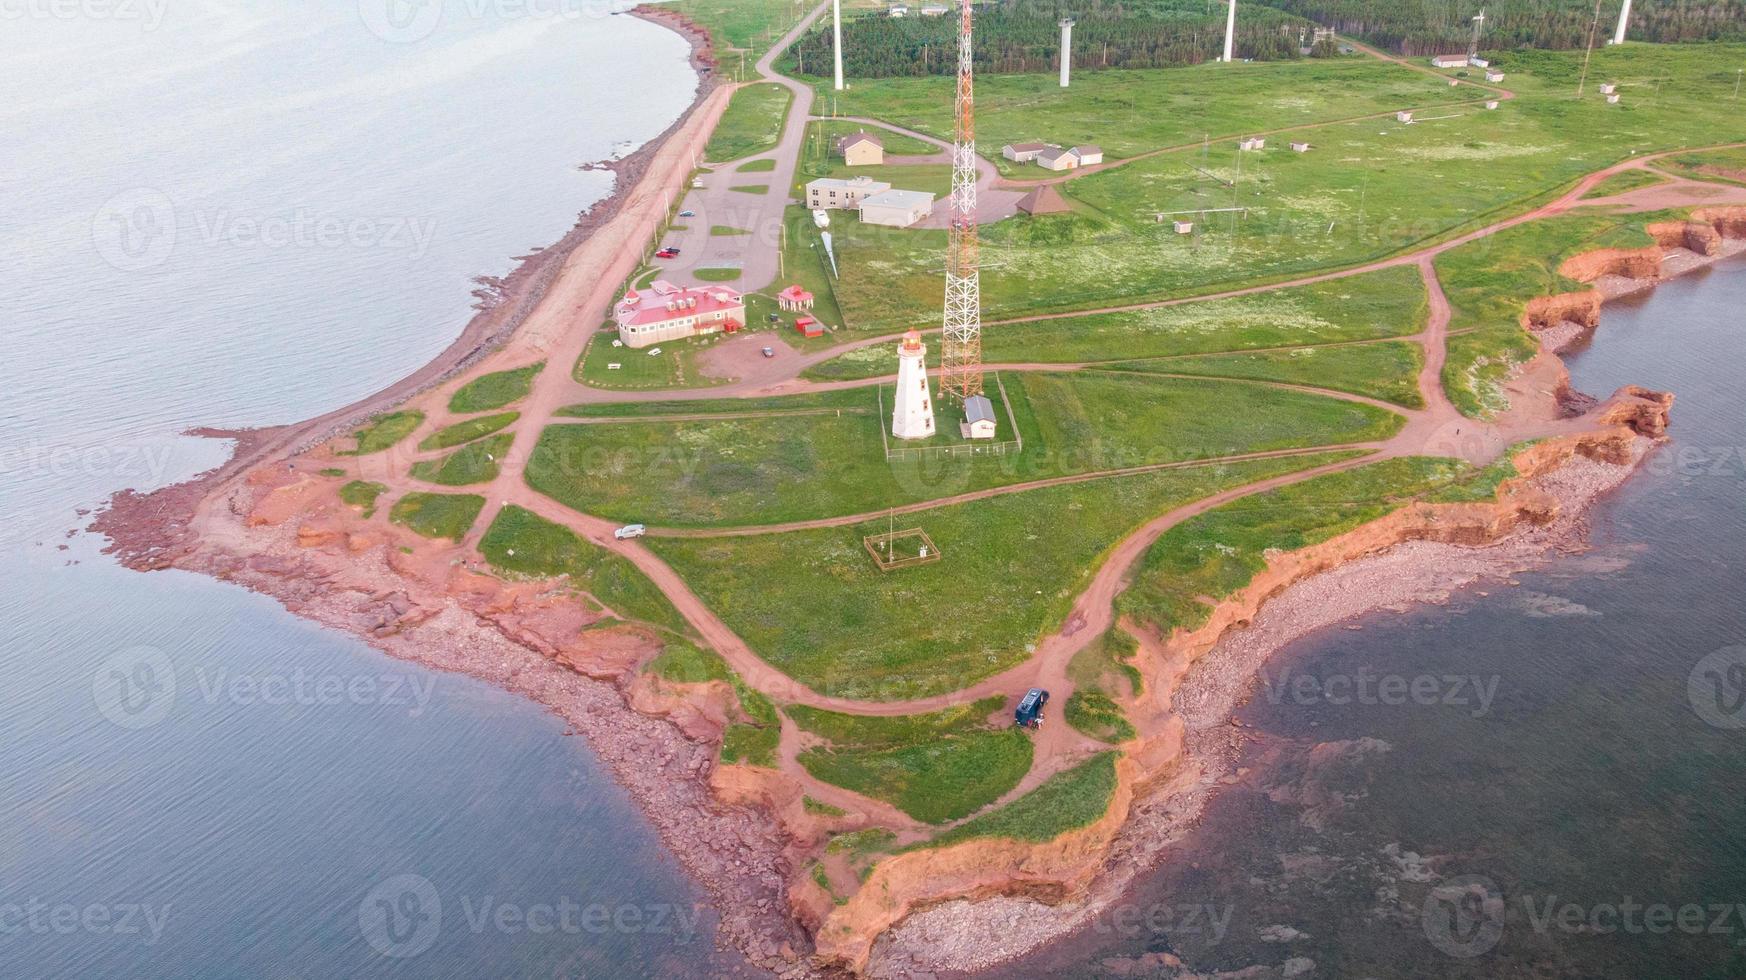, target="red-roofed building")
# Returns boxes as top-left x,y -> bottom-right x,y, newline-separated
777,285 -> 814,311
613,279 -> 746,349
